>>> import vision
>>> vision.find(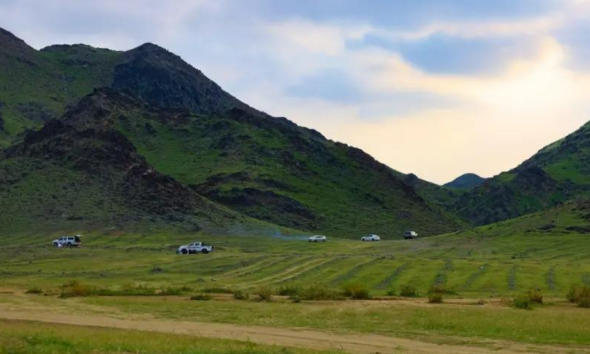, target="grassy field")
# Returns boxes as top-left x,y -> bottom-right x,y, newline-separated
2,202 -> 590,297
1,203 -> 590,352
0,320 -> 344,354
